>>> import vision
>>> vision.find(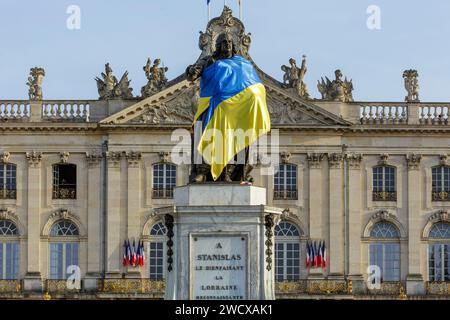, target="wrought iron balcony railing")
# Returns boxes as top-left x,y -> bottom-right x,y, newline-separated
0,188 -> 16,200
53,186 -> 77,200
372,191 -> 397,201
432,191 -> 450,201
152,188 -> 174,199
274,189 -> 298,200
